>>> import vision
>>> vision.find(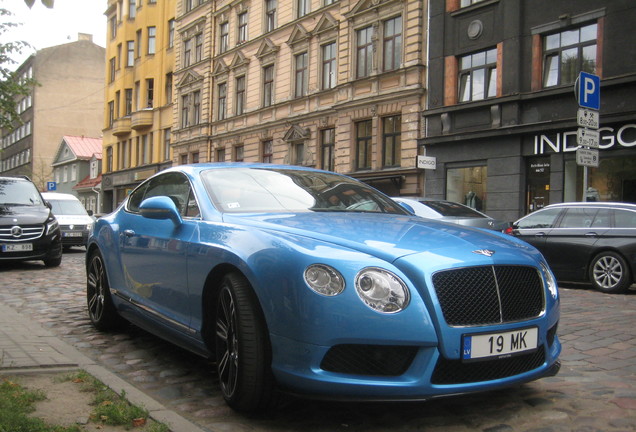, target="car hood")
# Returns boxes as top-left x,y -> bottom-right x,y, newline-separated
224,212 -> 537,264
0,204 -> 51,224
